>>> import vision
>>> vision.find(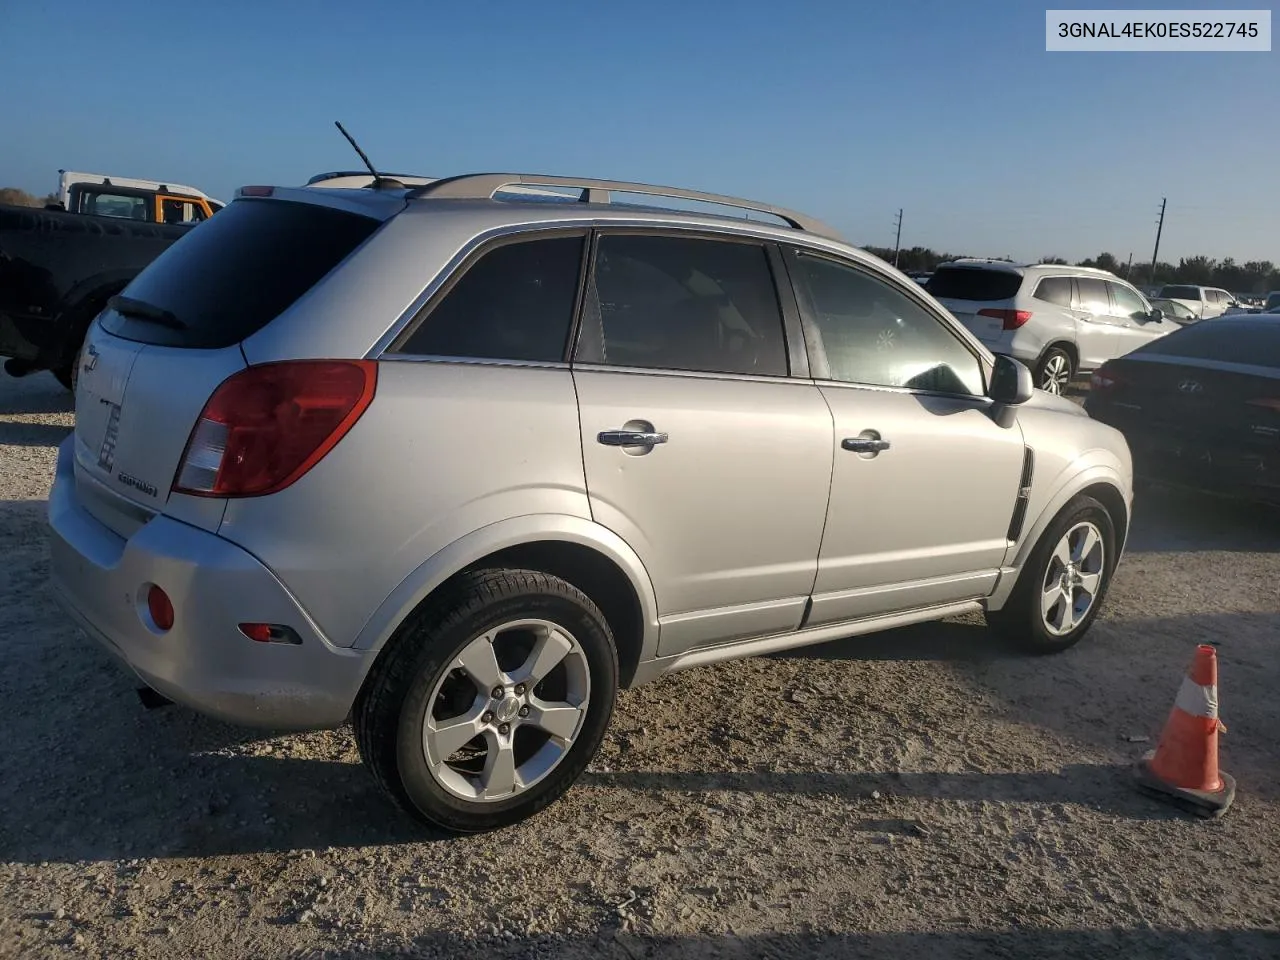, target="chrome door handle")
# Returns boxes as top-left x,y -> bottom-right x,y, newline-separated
598,429 -> 668,446
842,437 -> 891,453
